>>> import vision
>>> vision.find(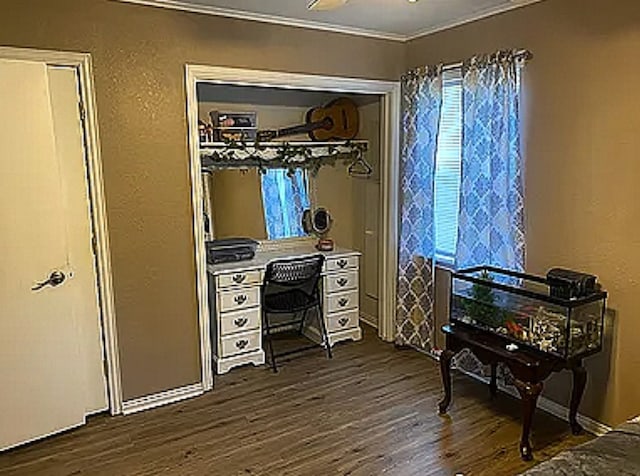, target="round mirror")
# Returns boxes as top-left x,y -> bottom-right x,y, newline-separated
301,208 -> 332,237
312,208 -> 332,235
